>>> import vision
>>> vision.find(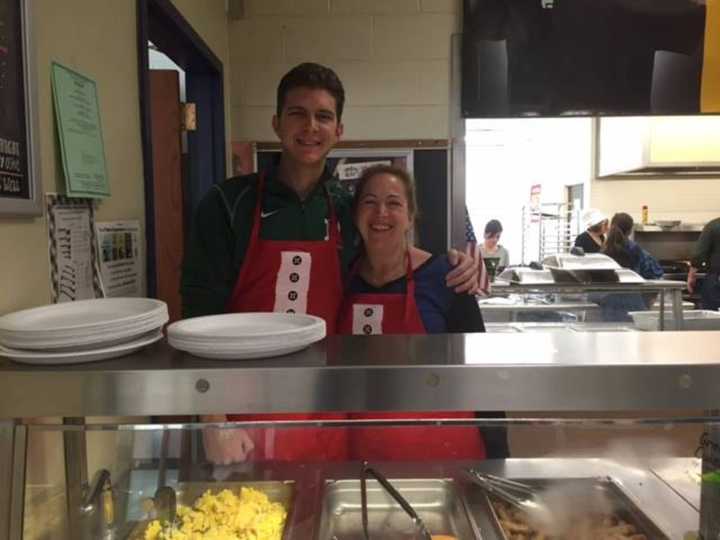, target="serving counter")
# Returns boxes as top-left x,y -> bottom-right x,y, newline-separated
1,332 -> 719,539
488,279 -> 686,329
